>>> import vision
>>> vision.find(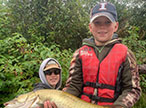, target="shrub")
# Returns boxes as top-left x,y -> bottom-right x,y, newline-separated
0,33 -> 72,107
